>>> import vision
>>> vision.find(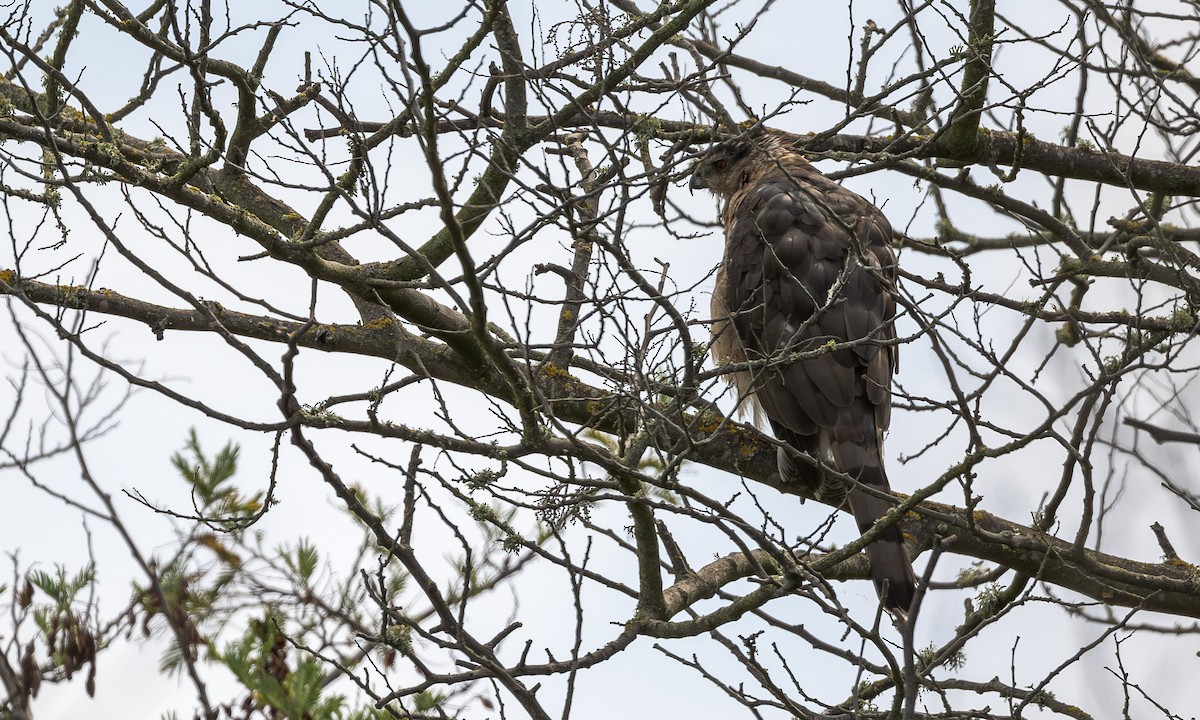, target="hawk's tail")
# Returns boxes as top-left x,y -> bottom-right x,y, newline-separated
844,466 -> 917,615
772,423 -> 917,614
